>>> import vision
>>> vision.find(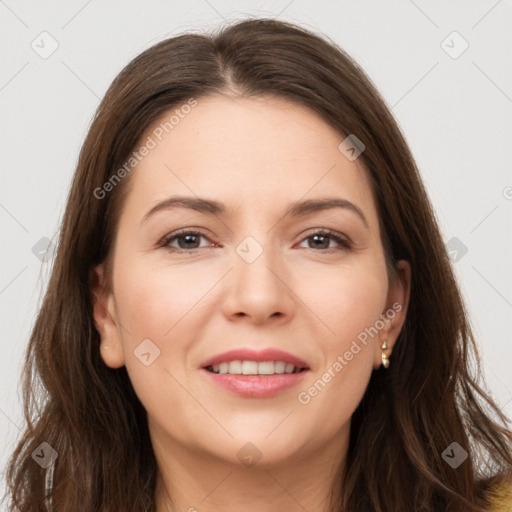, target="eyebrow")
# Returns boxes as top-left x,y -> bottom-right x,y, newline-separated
141,195 -> 369,229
